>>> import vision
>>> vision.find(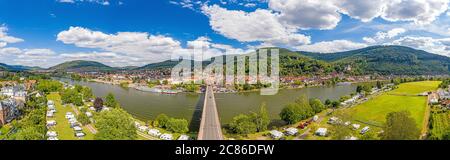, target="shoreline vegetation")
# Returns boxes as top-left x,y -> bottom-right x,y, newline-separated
1,71 -> 449,140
